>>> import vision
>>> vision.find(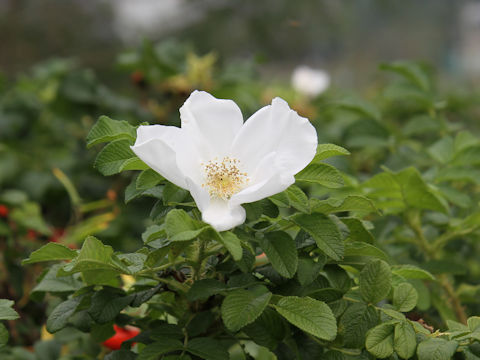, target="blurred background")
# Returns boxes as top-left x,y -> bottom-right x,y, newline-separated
2,0 -> 480,87
3,0 -> 480,354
